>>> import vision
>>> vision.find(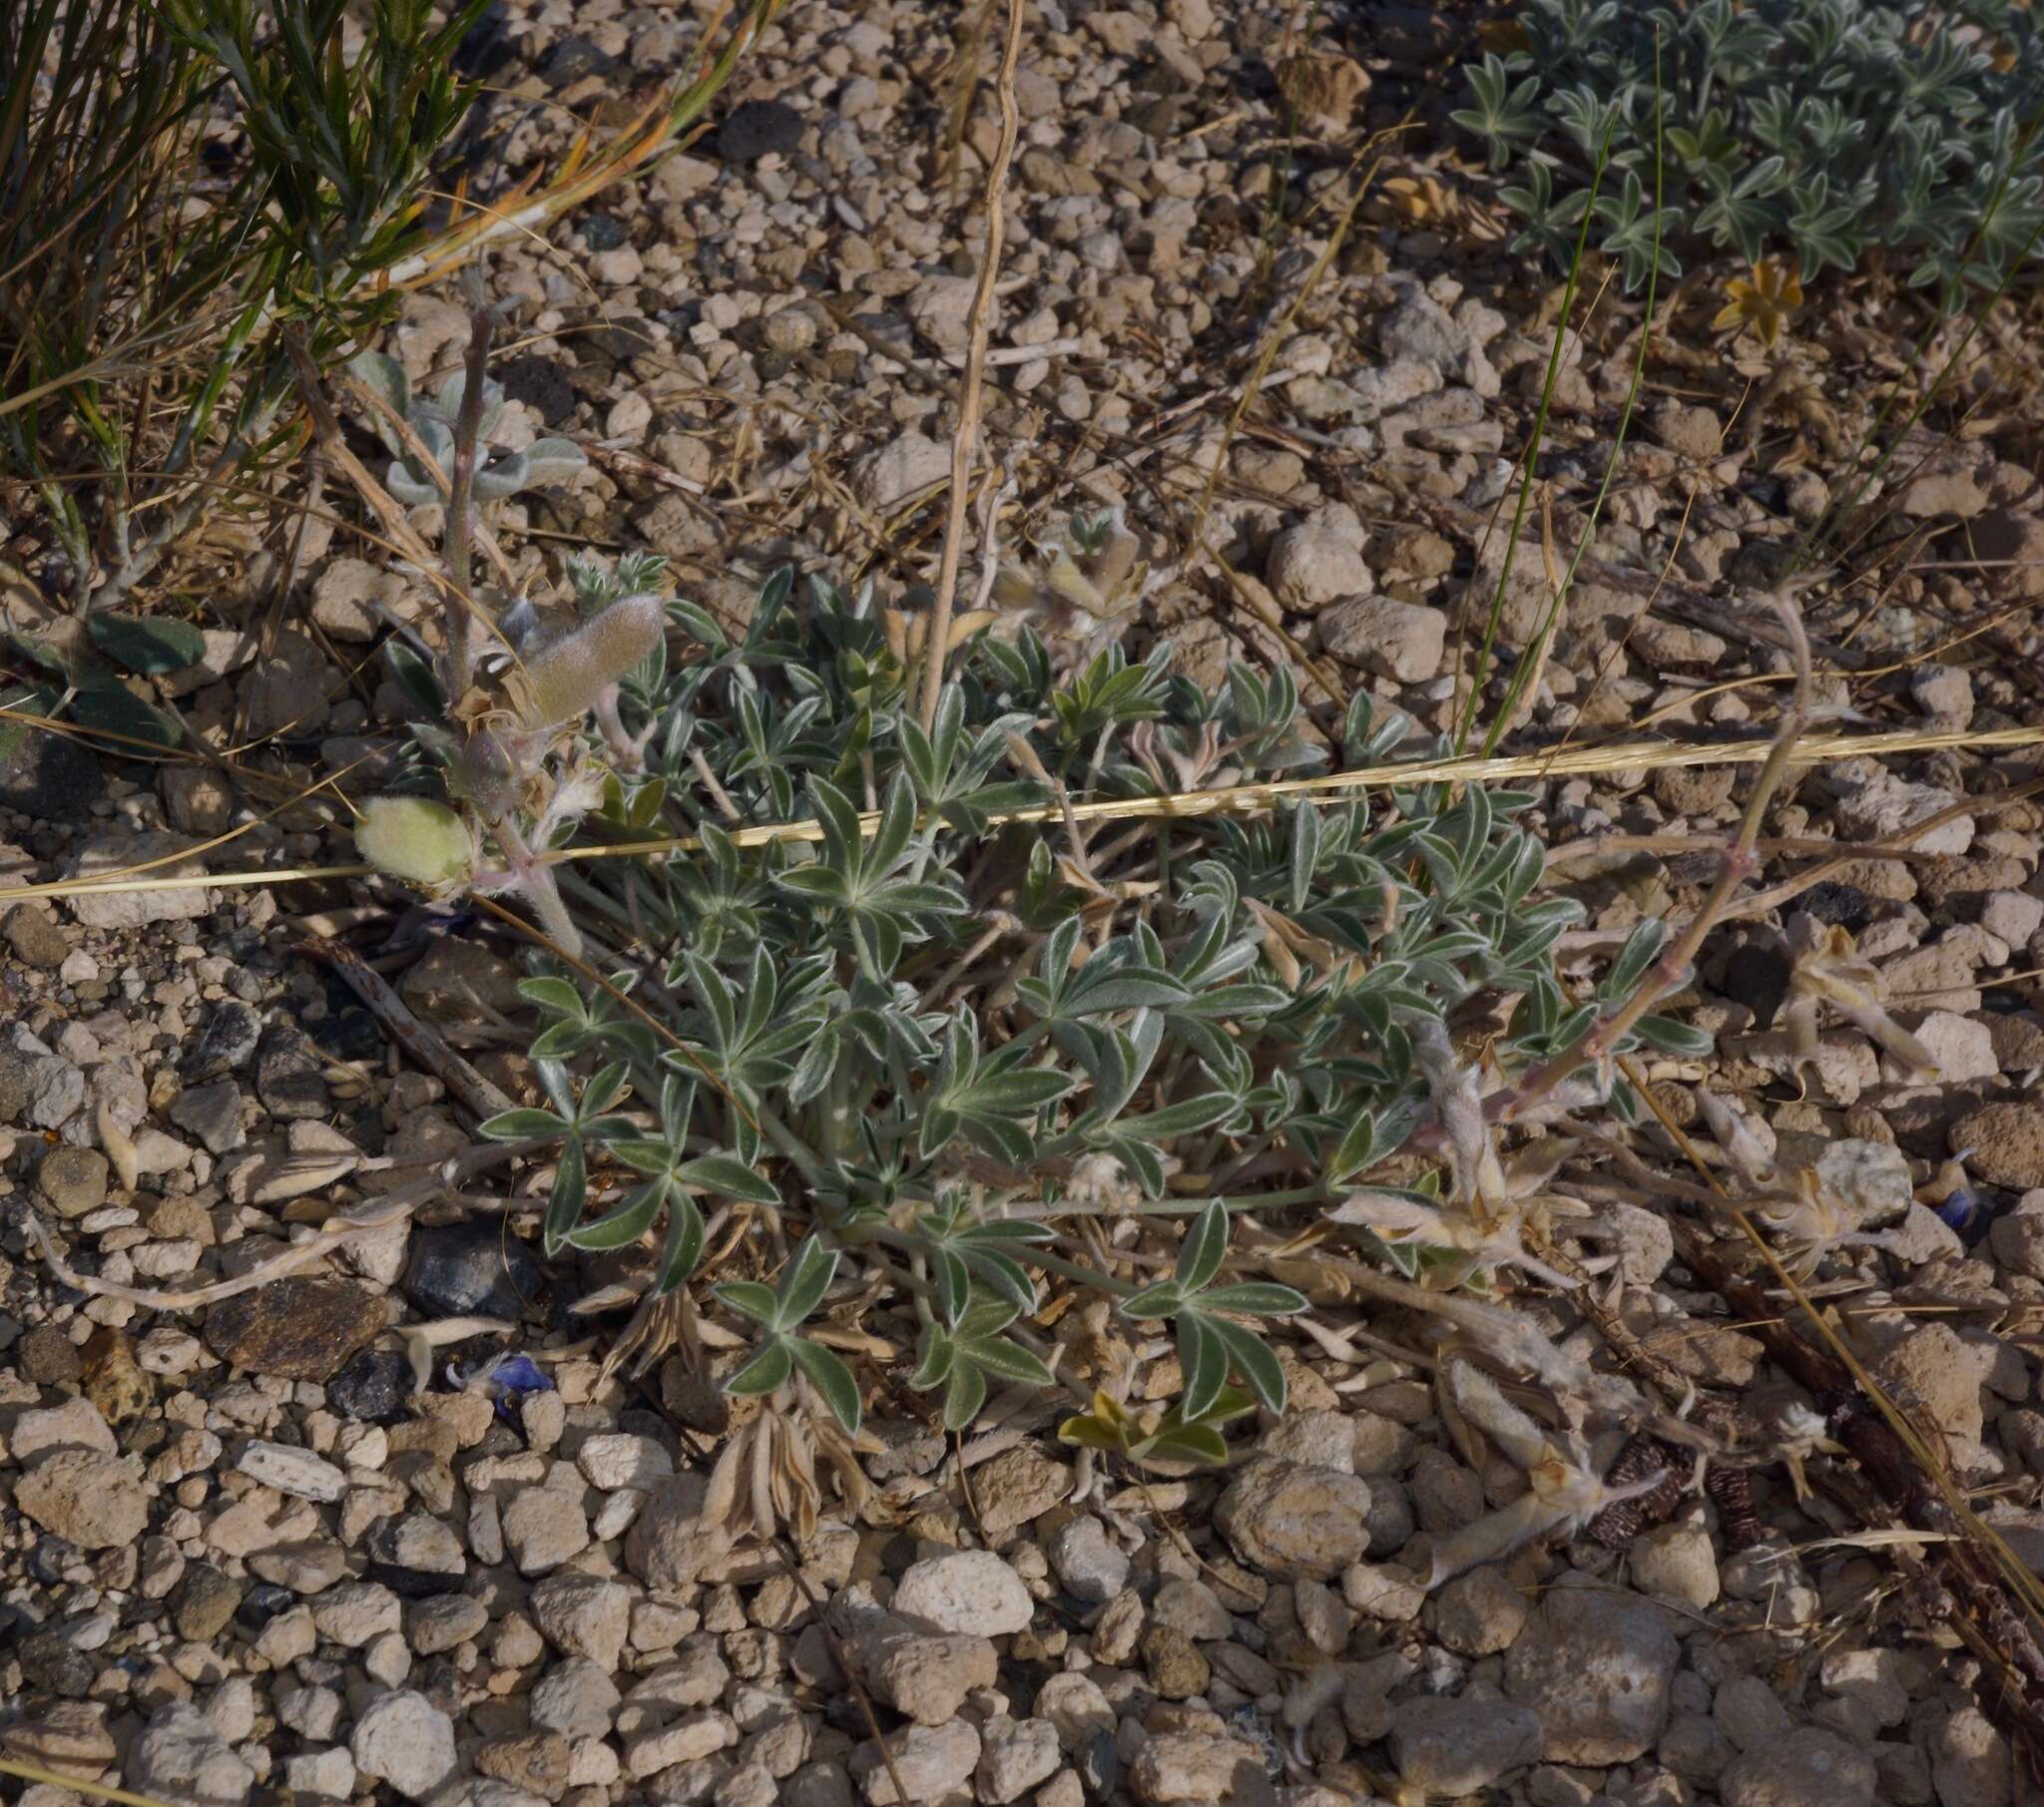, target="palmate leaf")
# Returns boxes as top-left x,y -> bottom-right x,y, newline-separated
1057,1385 -> 1258,1470
1118,1202 -> 1305,1416
1452,52 -> 1545,169
911,1298 -> 1054,1431
915,1196 -> 1049,1325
